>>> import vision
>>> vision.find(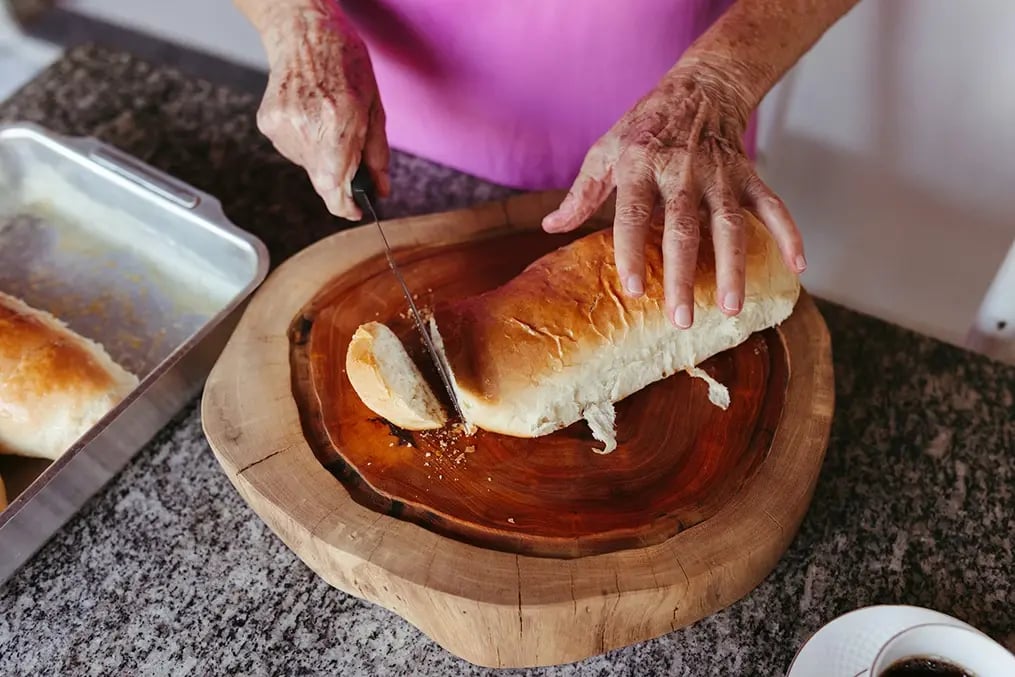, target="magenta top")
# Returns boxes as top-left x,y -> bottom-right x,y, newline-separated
342,0 -> 753,190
